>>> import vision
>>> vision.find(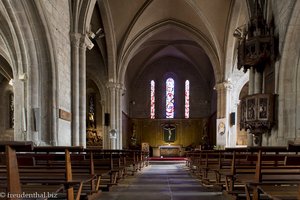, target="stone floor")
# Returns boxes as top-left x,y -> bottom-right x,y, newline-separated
97,161 -> 229,200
